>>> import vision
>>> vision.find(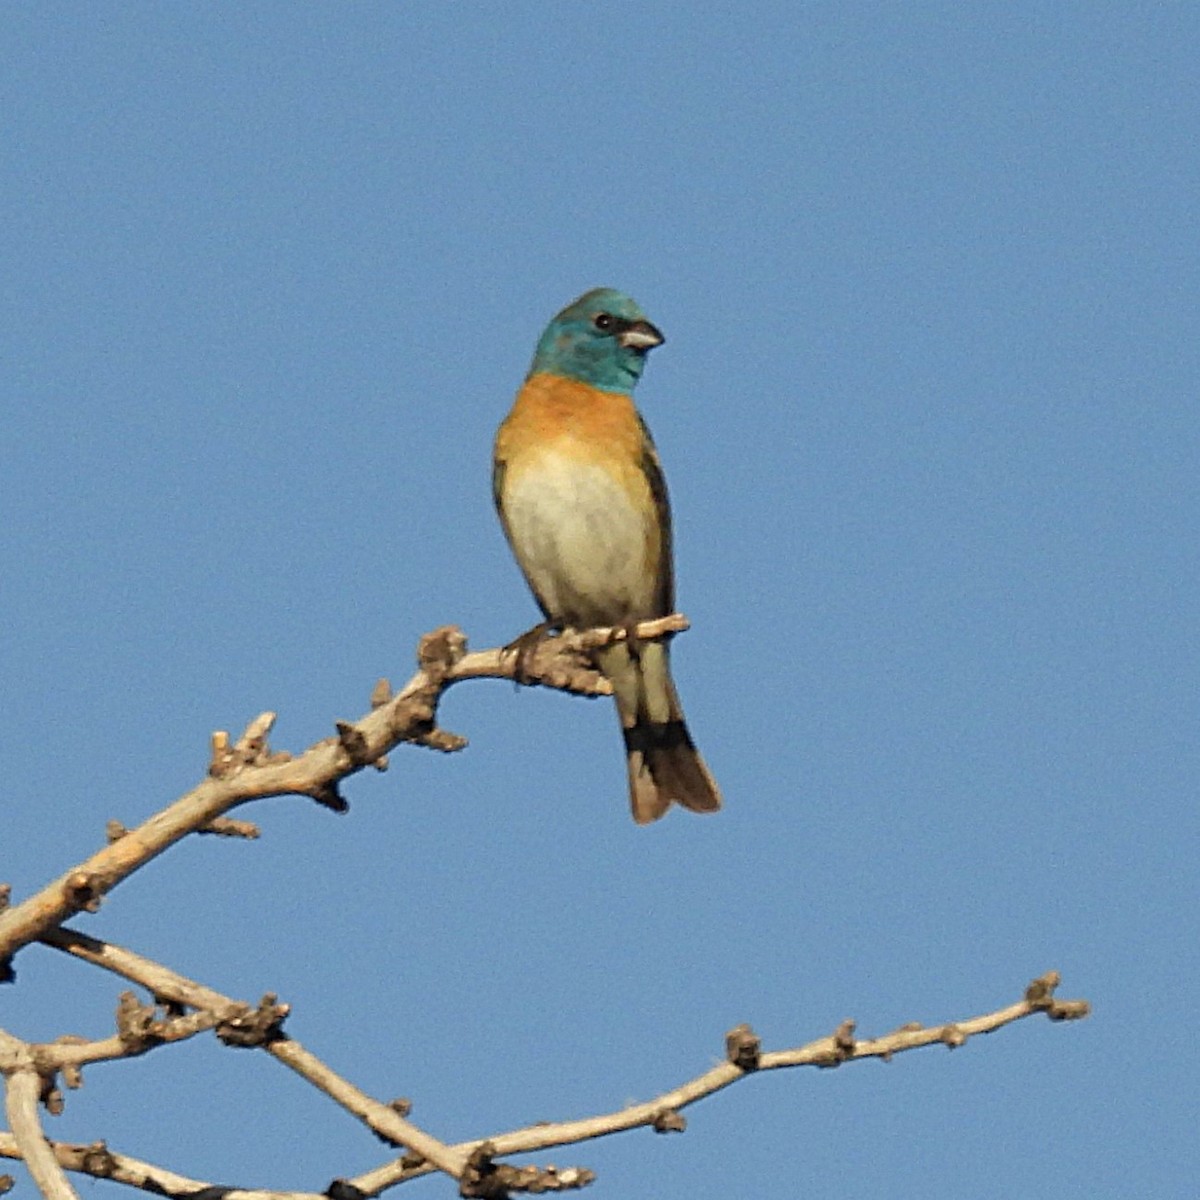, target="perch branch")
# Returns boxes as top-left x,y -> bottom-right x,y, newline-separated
0,616 -> 685,977
0,614 -> 1092,1198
